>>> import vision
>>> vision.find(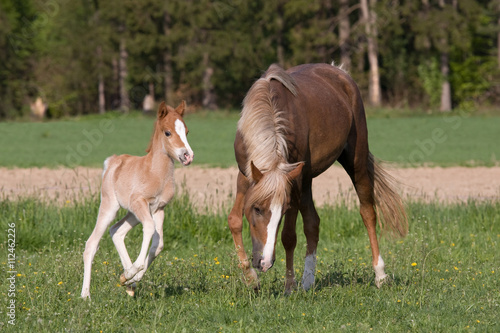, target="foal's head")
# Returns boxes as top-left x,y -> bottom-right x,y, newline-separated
243,161 -> 303,272
149,101 -> 194,166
